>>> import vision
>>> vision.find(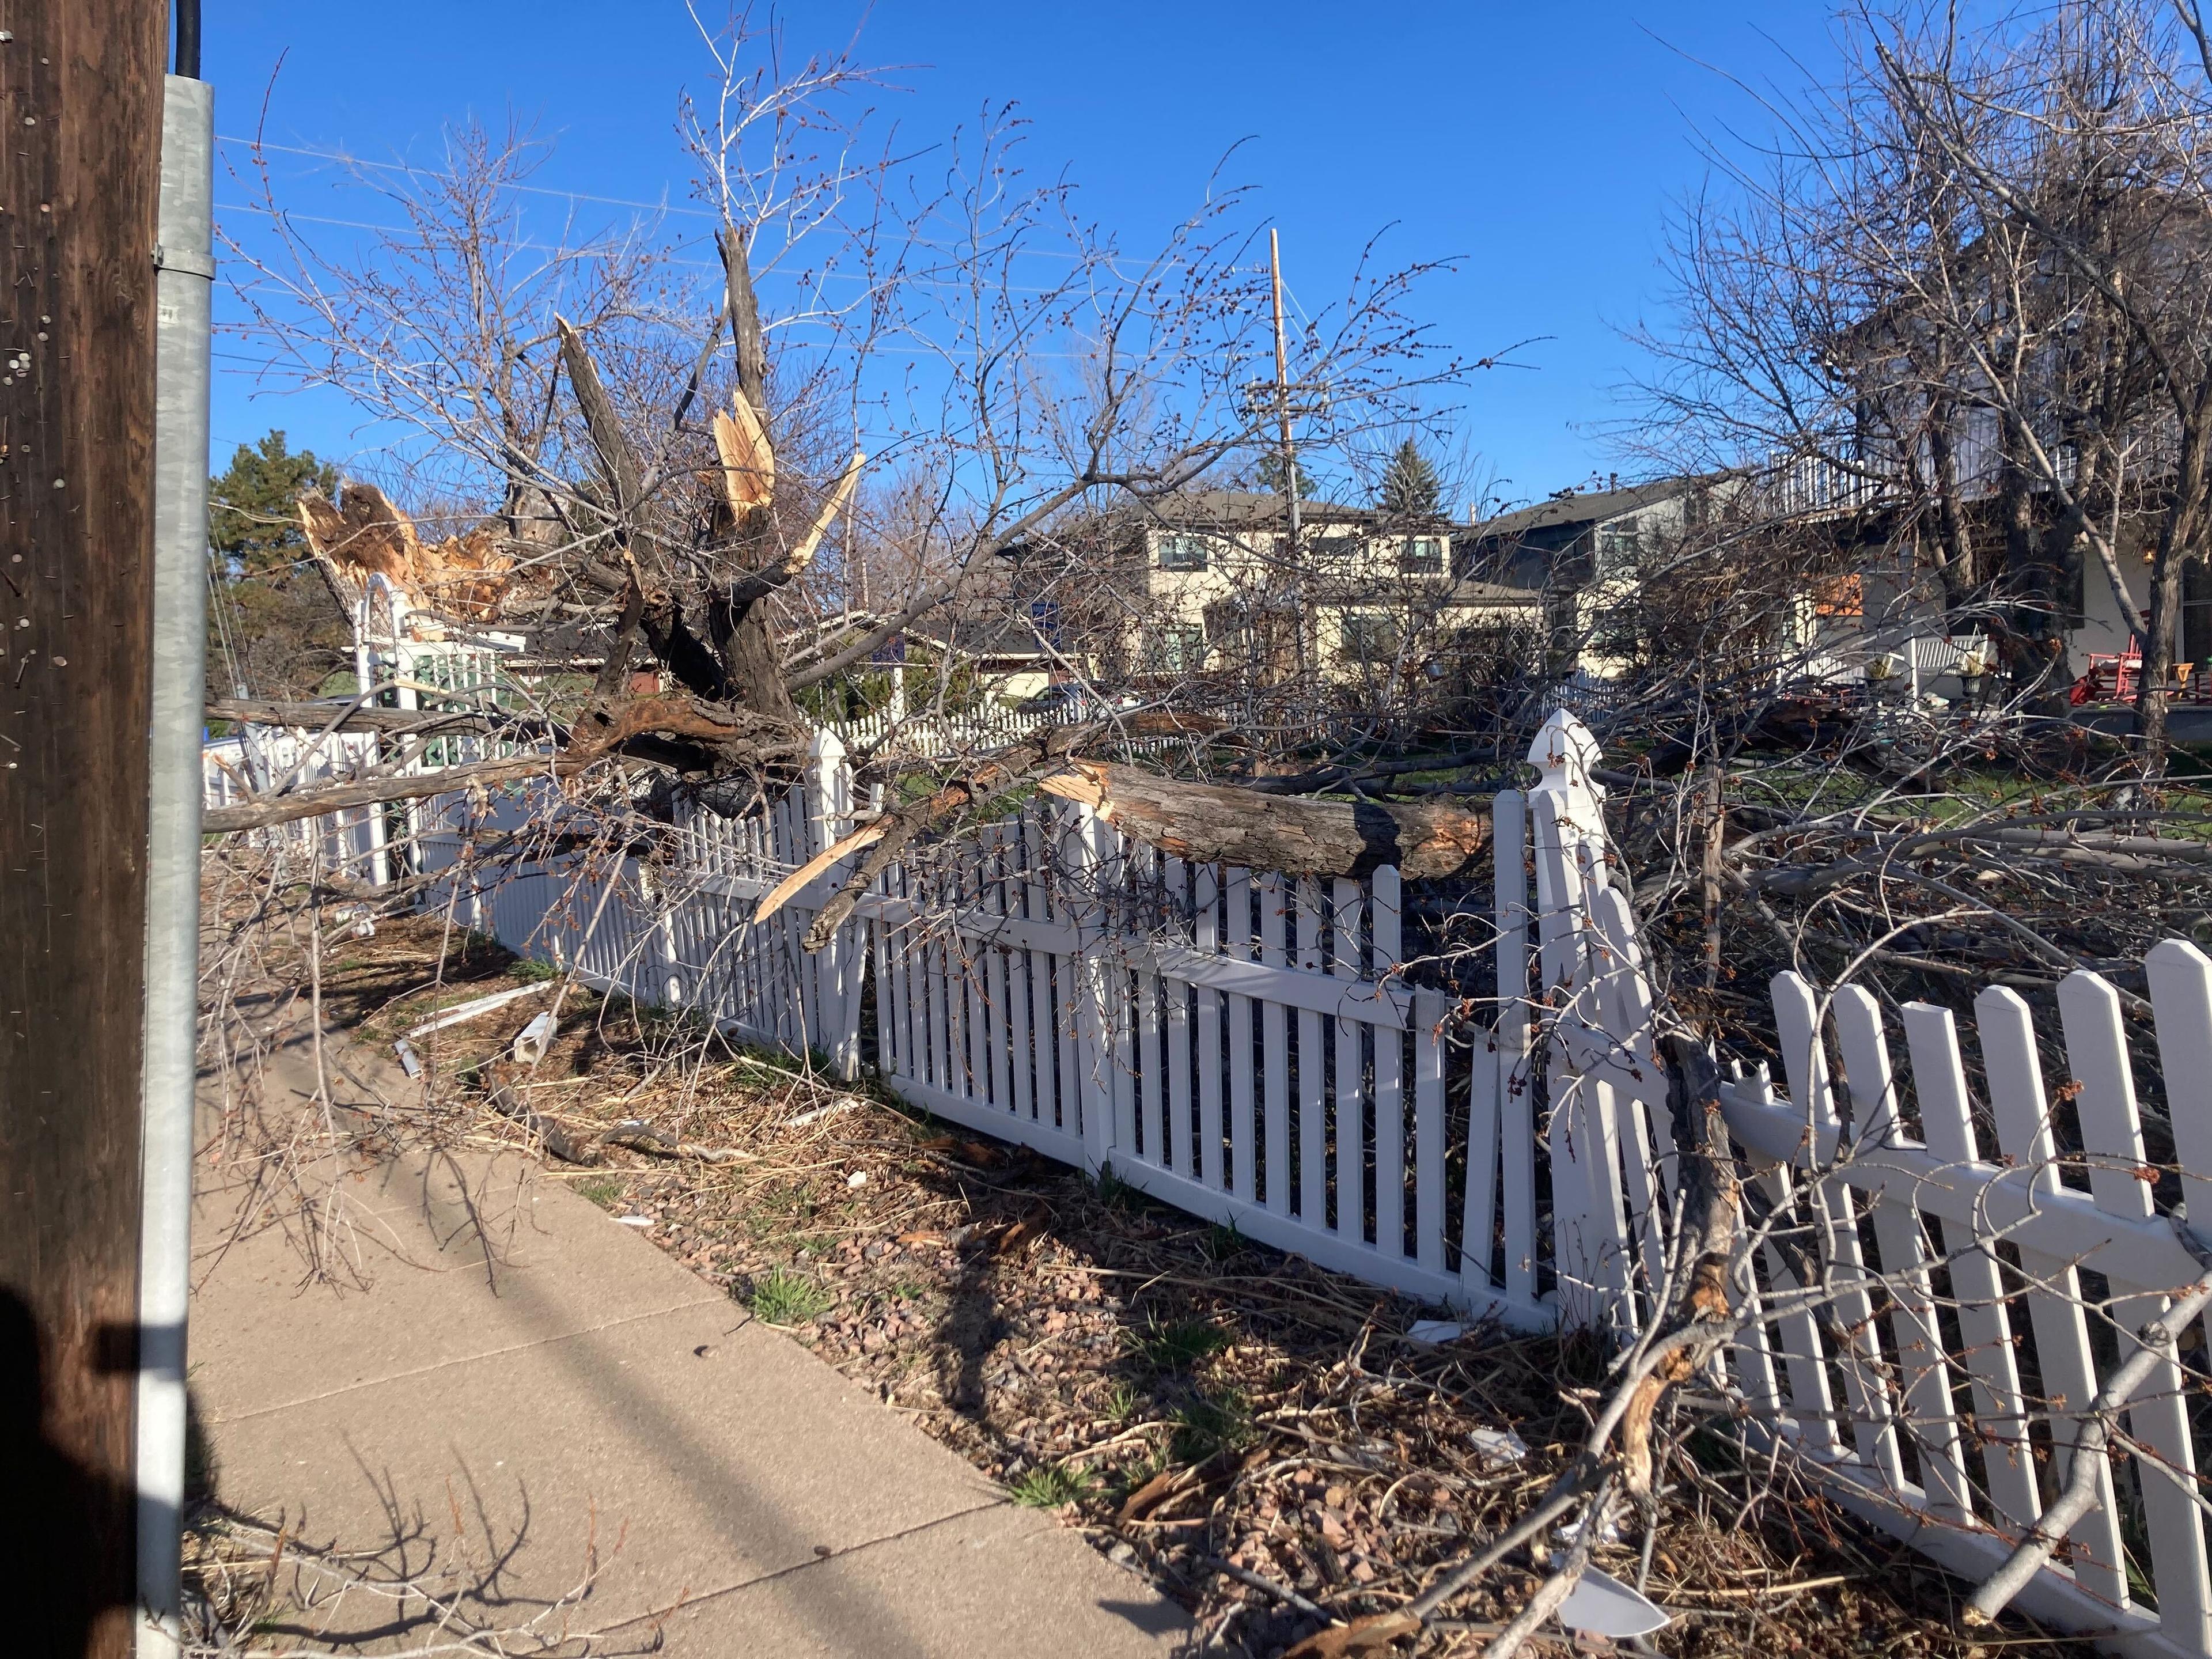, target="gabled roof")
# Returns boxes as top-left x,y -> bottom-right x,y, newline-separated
1469,478 -> 1694,543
